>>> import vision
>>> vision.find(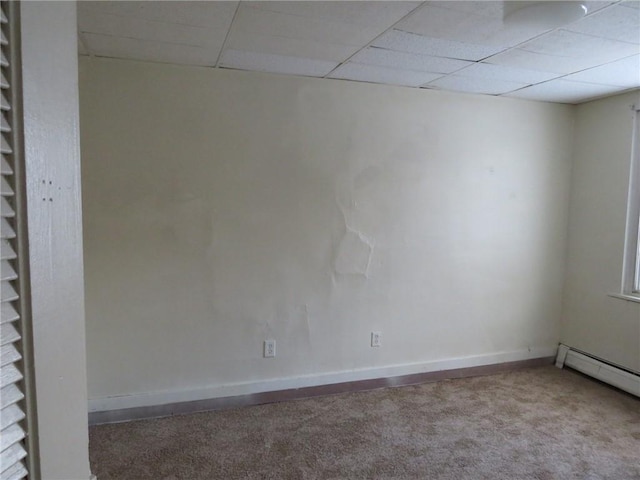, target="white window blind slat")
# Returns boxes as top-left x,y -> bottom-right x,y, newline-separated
0,363 -> 22,389
1,423 -> 25,453
1,3 -> 30,479
1,280 -> 17,302
1,259 -> 17,281
0,342 -> 20,367
0,384 -> 24,410
1,462 -> 27,480
0,113 -> 9,133
1,218 -> 15,238
0,156 -> 10,175
0,156 -> 10,174
1,175 -> 13,195
2,462 -> 27,480
0,443 -> 27,476
0,303 -> 18,324
1,239 -> 16,260
0,323 -> 19,347
0,404 -> 24,431
0,137 -> 11,154
1,196 -> 14,217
